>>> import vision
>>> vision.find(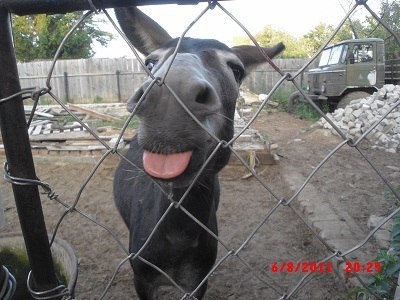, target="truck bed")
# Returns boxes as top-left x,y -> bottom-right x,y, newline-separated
385,58 -> 400,85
